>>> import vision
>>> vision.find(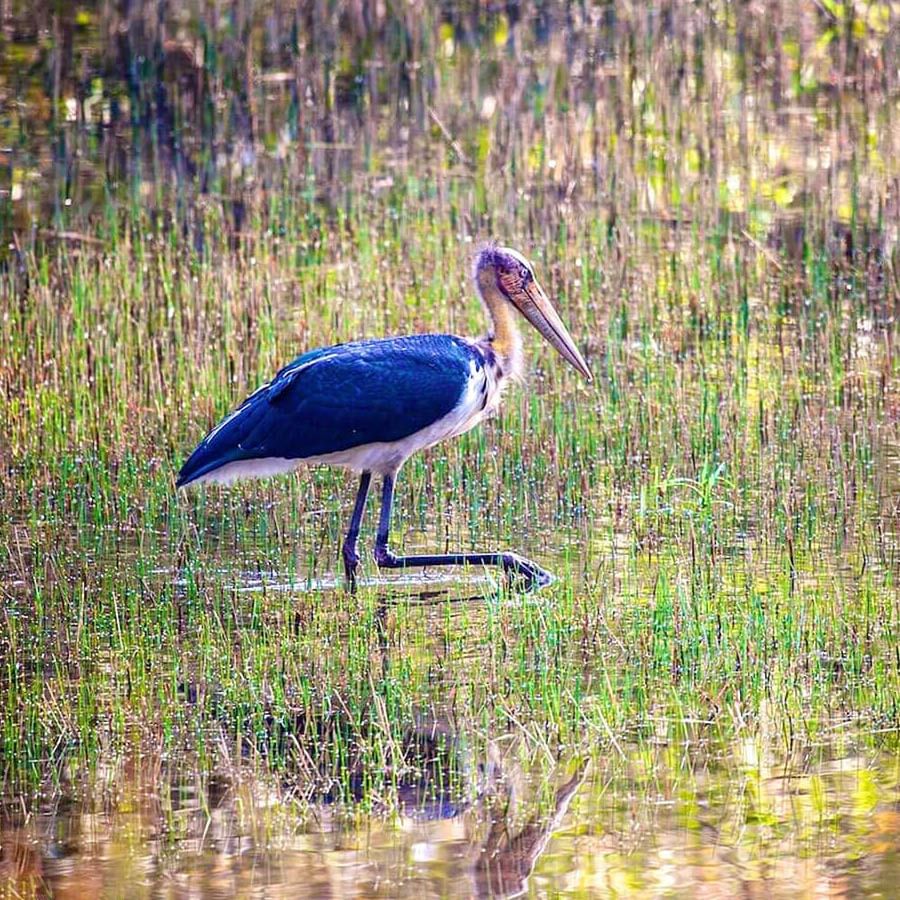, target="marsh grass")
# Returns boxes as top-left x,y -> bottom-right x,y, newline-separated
1,0 -> 900,894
